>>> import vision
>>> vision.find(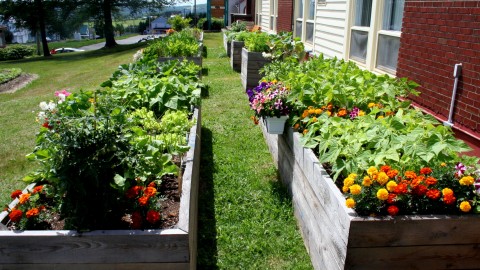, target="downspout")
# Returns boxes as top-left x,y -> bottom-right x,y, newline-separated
207,0 -> 212,30
225,0 -> 229,27
443,63 -> 462,127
